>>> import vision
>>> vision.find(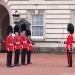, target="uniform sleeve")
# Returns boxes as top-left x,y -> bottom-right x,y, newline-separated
20,35 -> 23,41
68,37 -> 71,45
14,36 -> 17,48
20,35 -> 23,48
65,35 -> 69,44
68,36 -> 72,48
6,37 -> 9,50
25,36 -> 26,40
14,36 -> 17,42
